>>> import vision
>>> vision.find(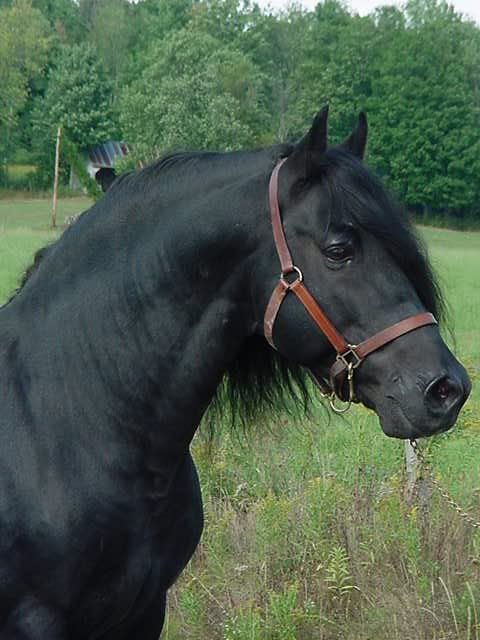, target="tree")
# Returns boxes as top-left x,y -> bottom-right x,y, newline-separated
34,43 -> 116,148
0,0 -> 50,161
31,0 -> 84,42
191,0 -> 312,142
119,27 -> 268,163
366,0 -> 480,216
32,42 -> 117,185
89,0 -> 134,96
286,1 -> 375,142
133,0 -> 194,43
